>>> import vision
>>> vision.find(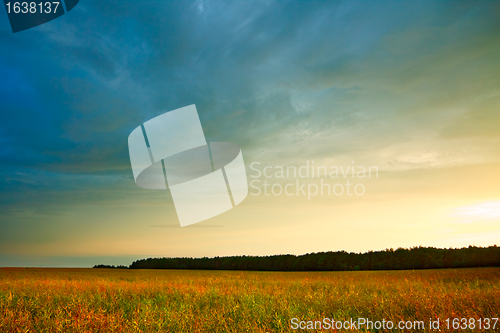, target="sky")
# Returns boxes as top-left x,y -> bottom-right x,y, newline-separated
0,0 -> 499,267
